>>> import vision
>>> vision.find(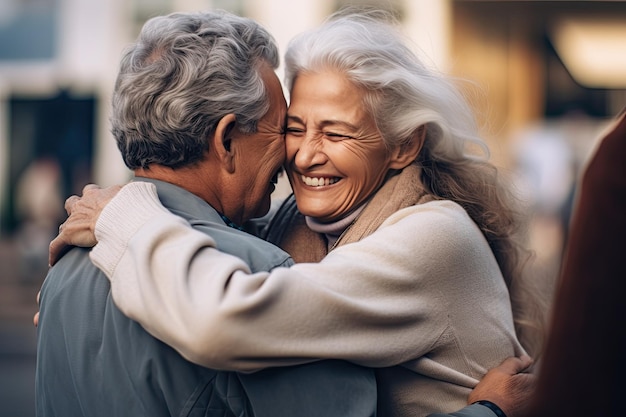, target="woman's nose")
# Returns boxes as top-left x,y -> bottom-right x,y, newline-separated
293,132 -> 327,168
